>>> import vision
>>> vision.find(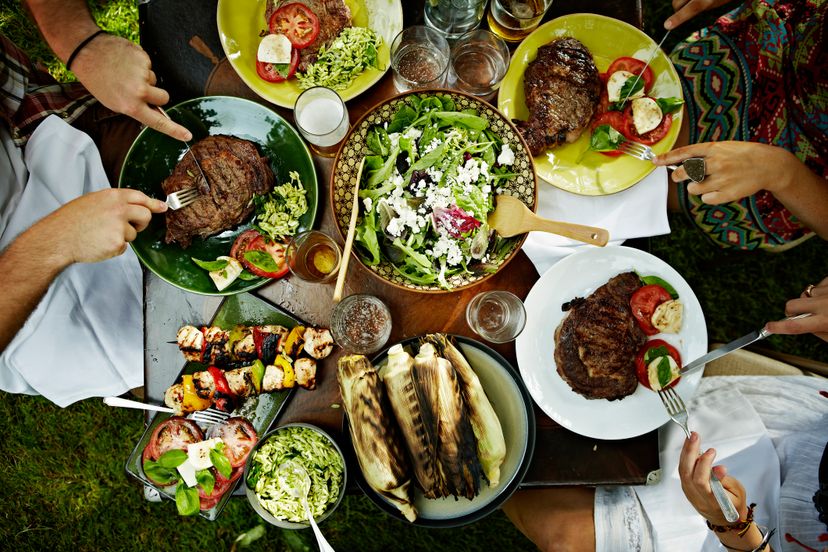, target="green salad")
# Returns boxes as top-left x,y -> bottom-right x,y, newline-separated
247,427 -> 344,522
355,94 -> 519,289
296,27 -> 382,91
